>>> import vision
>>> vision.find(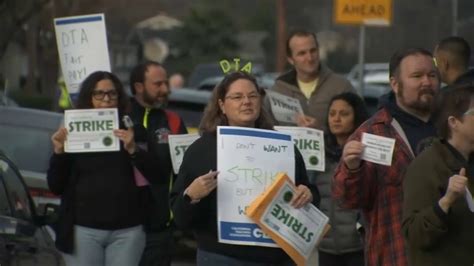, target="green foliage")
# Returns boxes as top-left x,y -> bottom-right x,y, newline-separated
169,8 -> 239,76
